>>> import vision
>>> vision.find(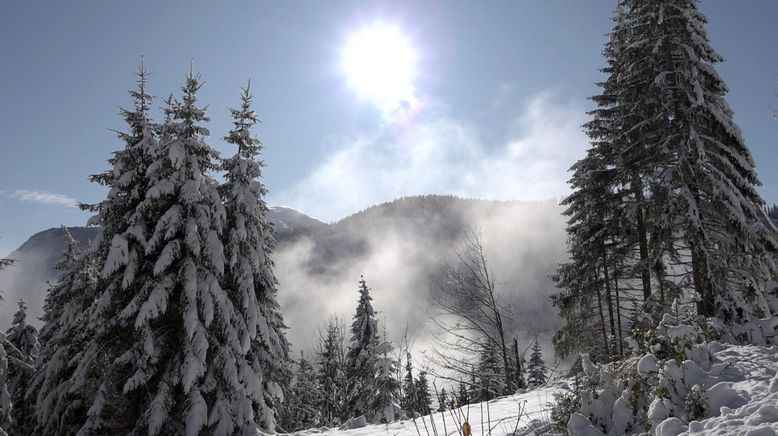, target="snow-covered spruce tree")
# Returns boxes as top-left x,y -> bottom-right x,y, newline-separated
0,326 -> 32,436
588,0 -> 674,311
5,300 -> 39,435
221,82 -> 291,432
401,353 -> 416,415
620,0 -> 778,325
31,228 -> 99,436
551,3 -> 778,427
554,144 -> 632,362
552,261 -> 616,364
597,2 -> 658,310
552,2 -> 645,365
345,276 -> 379,419
526,341 -> 547,388
282,353 -> 320,431
316,319 -> 347,426
477,340 -> 503,401
371,331 -> 400,423
81,62 -> 158,292
69,64 -> 159,435
78,71 -> 271,435
414,371 -> 432,415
